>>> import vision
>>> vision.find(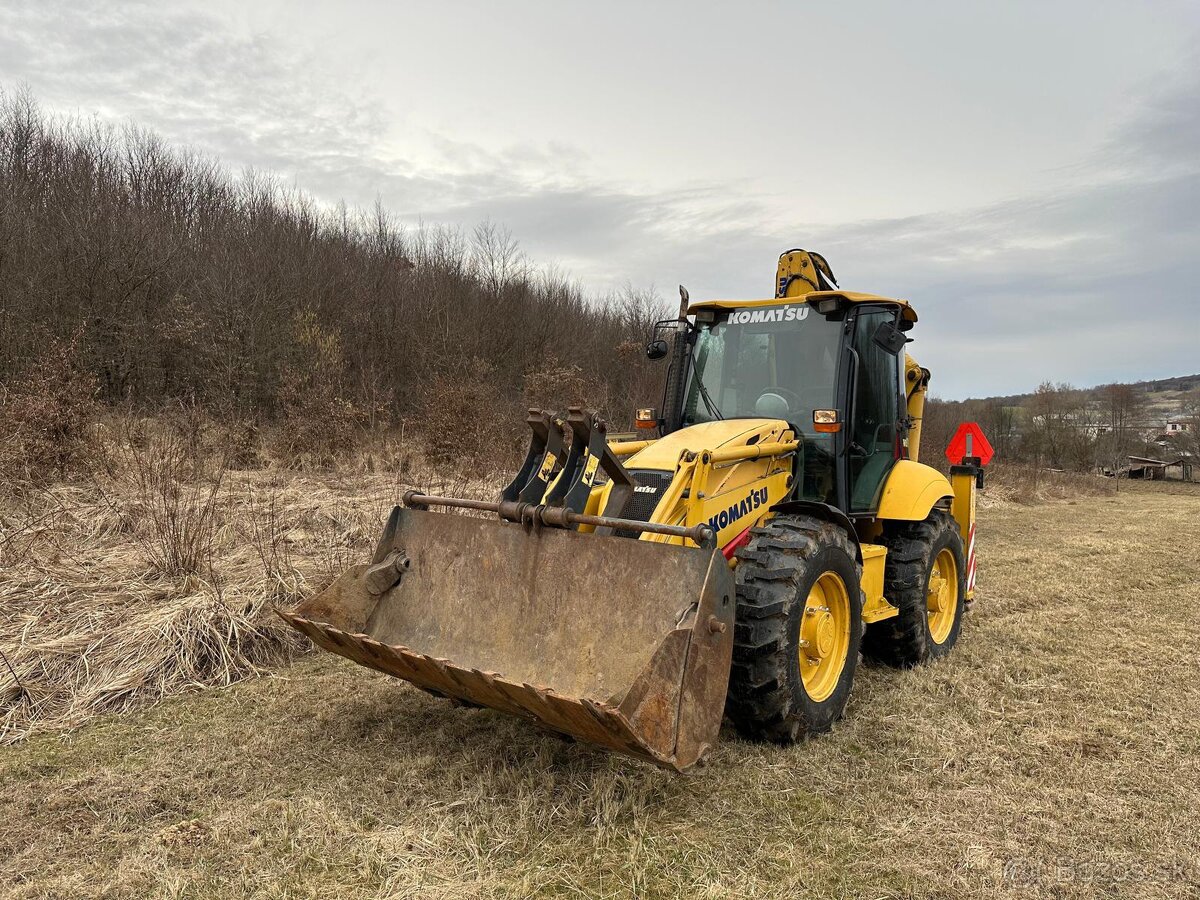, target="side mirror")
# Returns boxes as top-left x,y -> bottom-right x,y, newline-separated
646,339 -> 669,361
872,320 -> 908,355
